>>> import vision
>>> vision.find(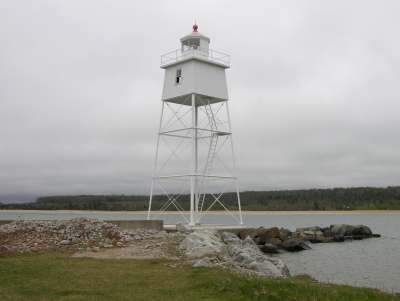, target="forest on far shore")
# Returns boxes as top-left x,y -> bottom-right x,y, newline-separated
1,186 -> 400,211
